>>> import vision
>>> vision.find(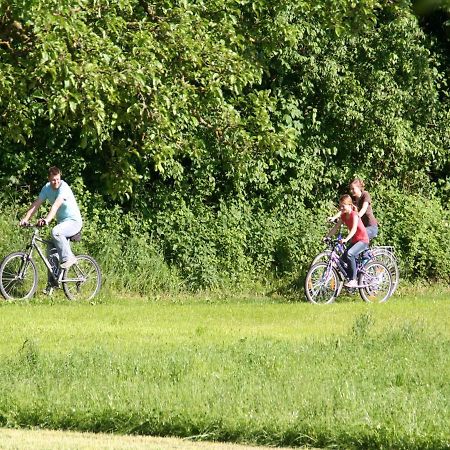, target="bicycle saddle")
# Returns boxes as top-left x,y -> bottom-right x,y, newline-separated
69,231 -> 82,242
